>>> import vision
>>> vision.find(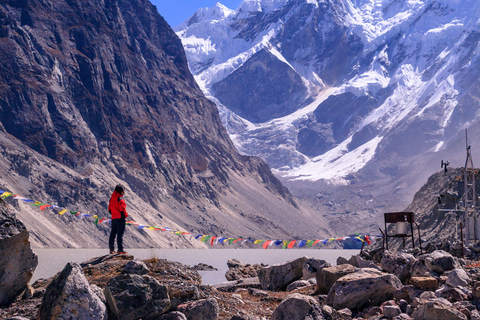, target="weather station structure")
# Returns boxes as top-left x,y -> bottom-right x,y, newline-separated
438,129 -> 480,255
463,129 -> 478,245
